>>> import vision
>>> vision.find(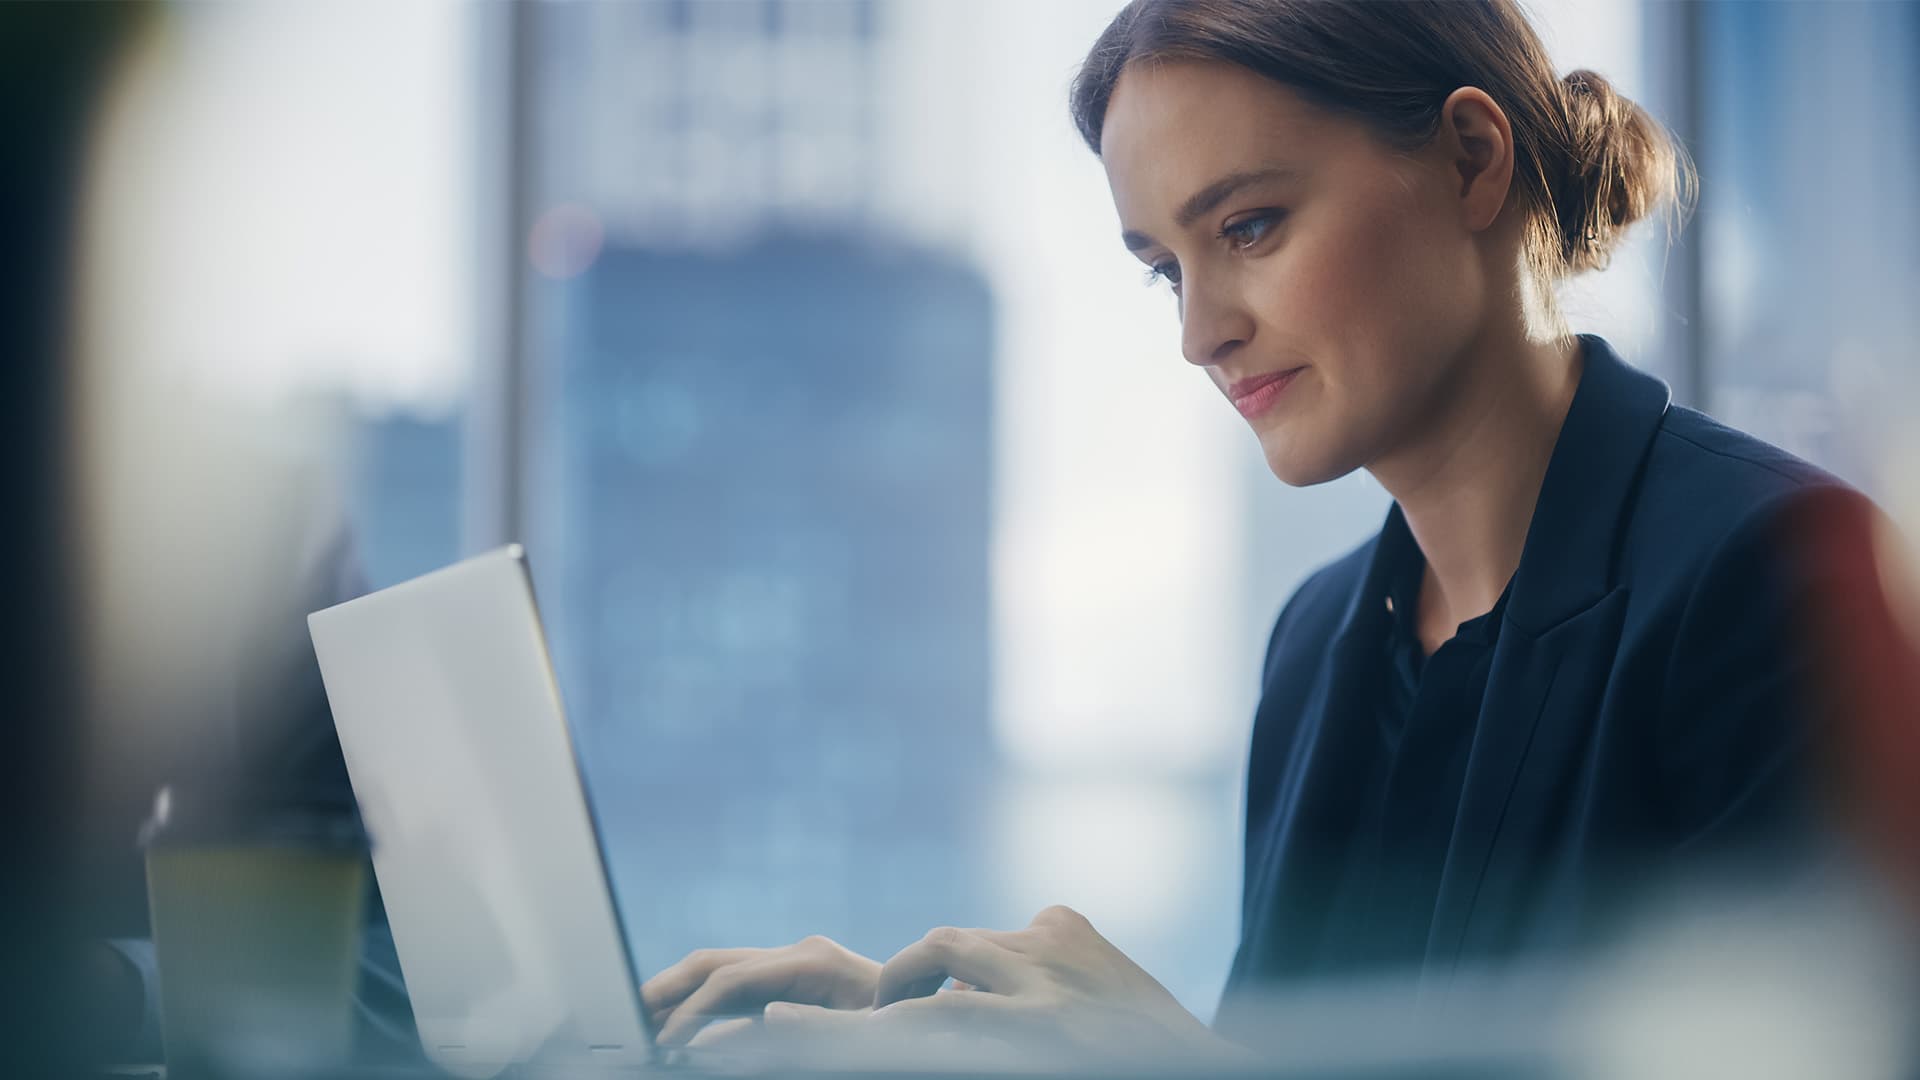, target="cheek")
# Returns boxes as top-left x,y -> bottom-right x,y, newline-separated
1339,197 -> 1451,333
1241,187 -> 1481,481
1253,201 -> 1421,399
1291,192 -> 1477,397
